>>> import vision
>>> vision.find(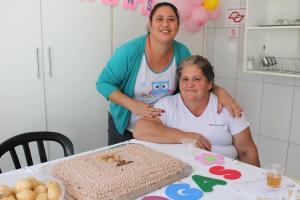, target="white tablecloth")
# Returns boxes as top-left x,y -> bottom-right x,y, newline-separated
1,139 -> 299,200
